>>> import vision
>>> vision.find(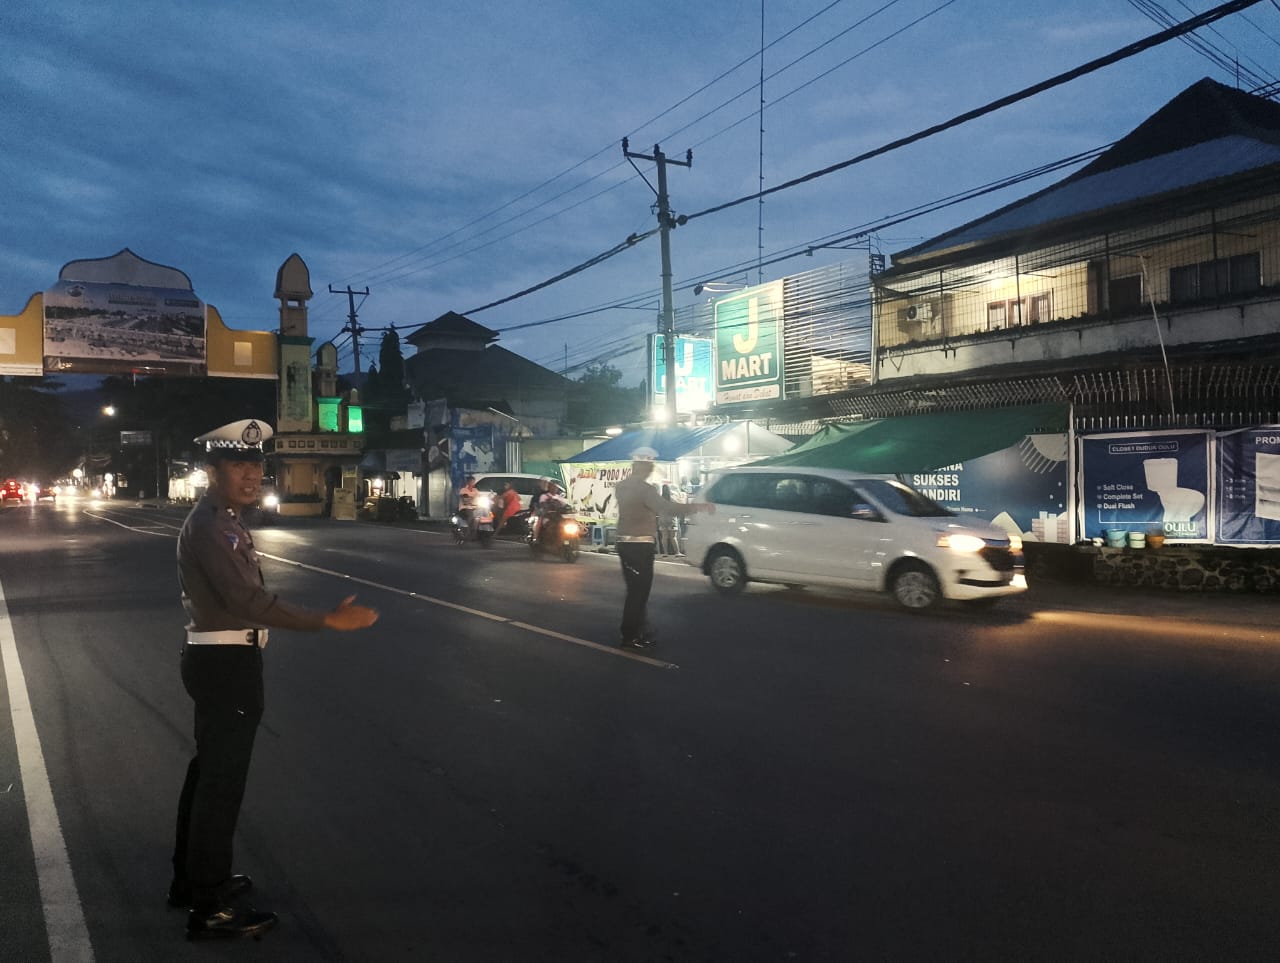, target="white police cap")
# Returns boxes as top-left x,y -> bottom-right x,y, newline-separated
195,419 -> 273,461
631,446 -> 659,462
